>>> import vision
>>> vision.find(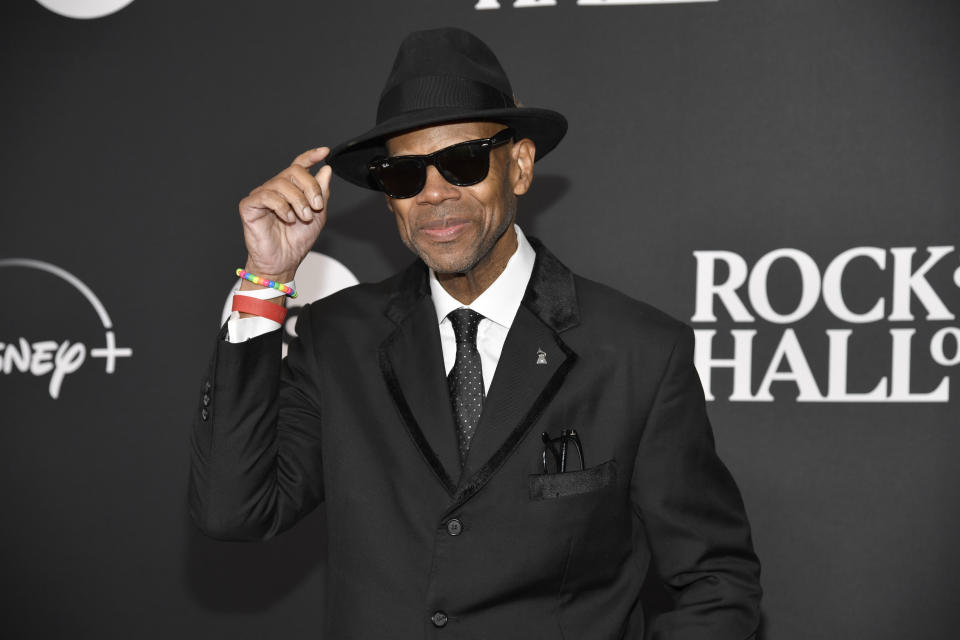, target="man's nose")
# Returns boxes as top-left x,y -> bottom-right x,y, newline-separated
416,165 -> 460,204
